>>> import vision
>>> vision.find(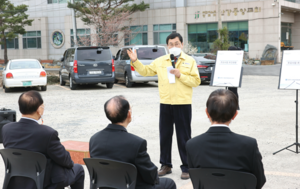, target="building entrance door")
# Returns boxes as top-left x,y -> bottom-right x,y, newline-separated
281,23 -> 292,47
